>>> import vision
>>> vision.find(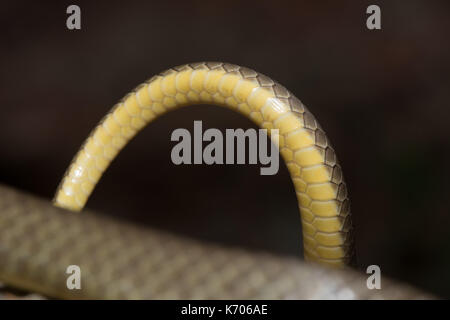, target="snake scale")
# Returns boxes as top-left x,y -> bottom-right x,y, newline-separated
0,62 -> 428,299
